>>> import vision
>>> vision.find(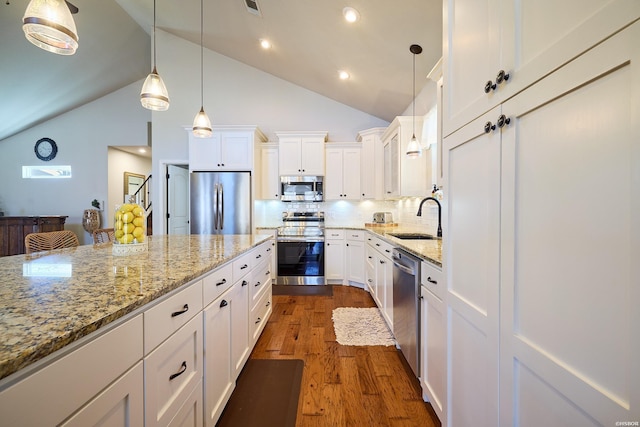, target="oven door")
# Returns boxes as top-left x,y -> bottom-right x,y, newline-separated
277,238 -> 325,285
